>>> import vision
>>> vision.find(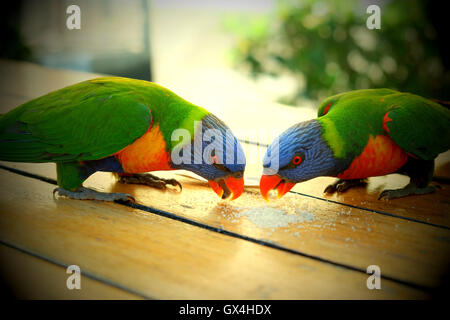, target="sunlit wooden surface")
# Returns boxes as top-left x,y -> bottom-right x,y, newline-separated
0,243 -> 142,299
0,60 -> 449,299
